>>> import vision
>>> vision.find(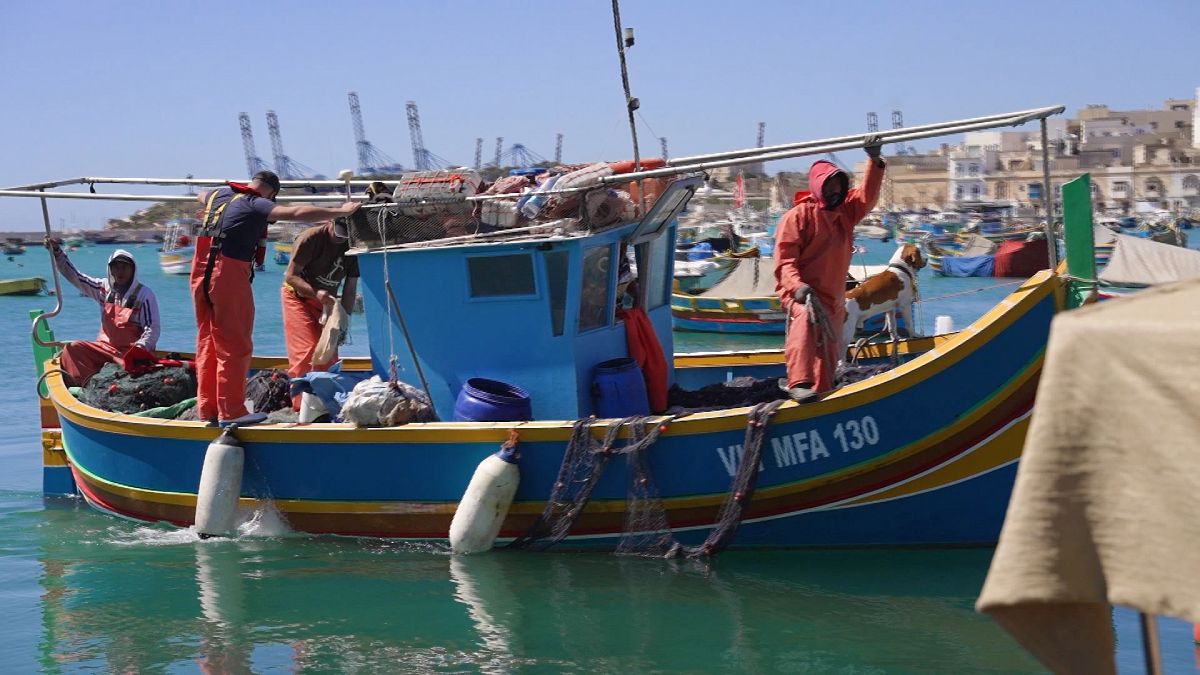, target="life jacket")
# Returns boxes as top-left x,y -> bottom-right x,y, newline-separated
197,183 -> 269,303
